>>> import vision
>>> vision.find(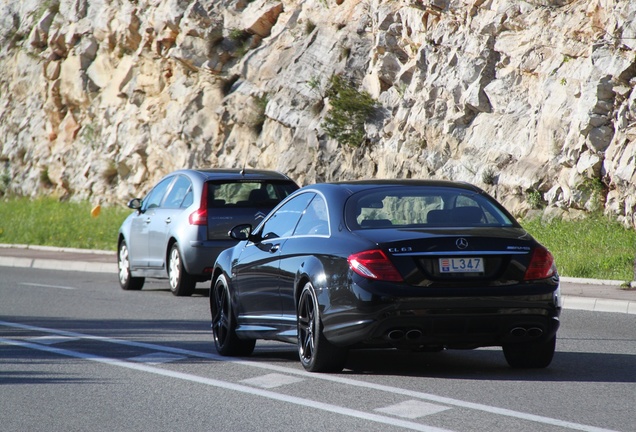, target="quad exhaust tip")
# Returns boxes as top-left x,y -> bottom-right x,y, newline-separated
387,328 -> 423,341
509,326 -> 544,338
